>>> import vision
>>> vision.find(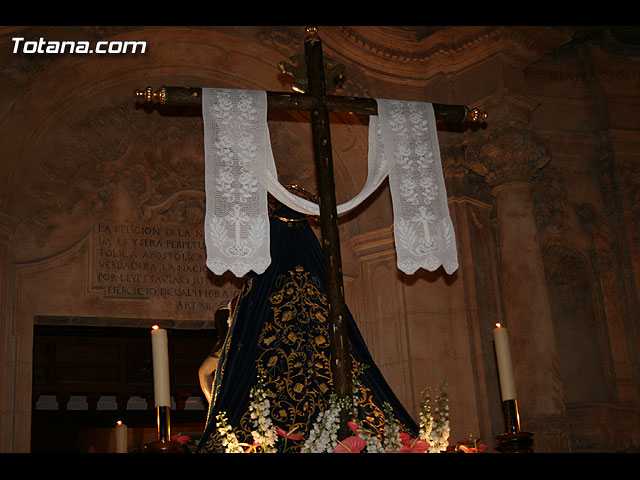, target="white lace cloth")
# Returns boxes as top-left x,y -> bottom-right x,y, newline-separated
203,88 -> 458,277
